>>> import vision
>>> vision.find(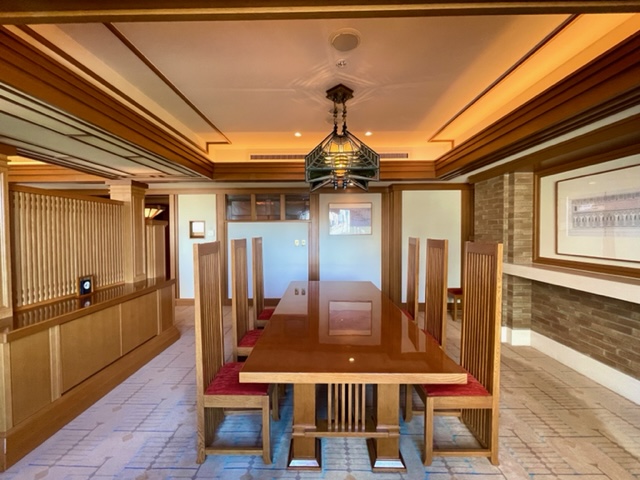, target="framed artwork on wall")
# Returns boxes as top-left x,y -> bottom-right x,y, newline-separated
555,164 -> 640,263
189,220 -> 205,239
329,203 -> 372,235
